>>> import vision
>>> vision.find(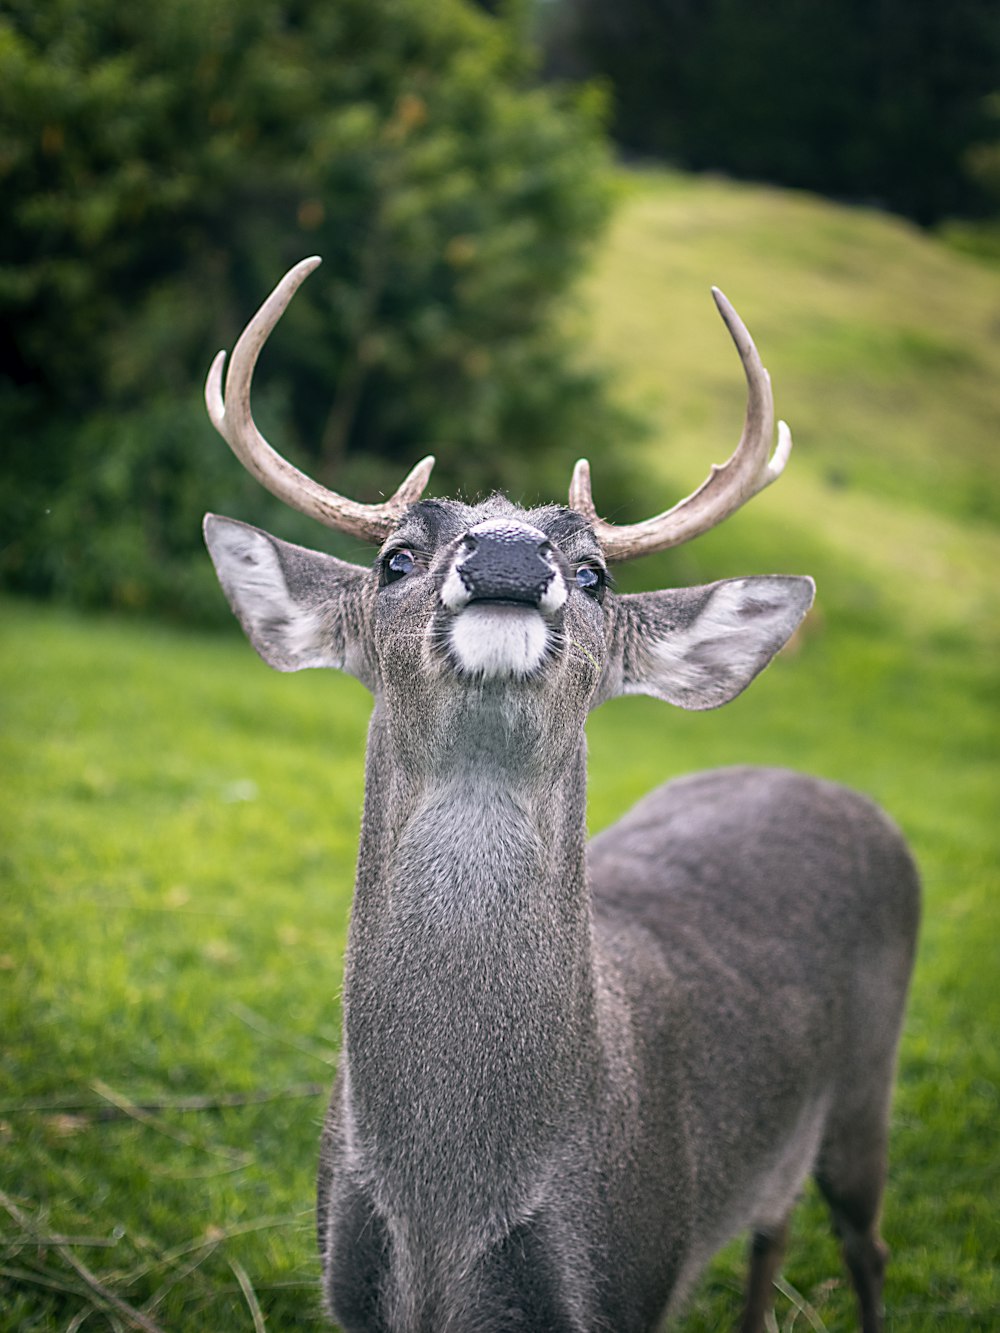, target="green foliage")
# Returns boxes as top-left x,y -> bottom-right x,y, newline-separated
543,0 -> 1000,226
940,91 -> 1000,266
0,0 -> 635,620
